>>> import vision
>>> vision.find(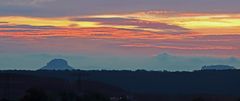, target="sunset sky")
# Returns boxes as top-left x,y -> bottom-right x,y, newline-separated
0,0 -> 240,70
